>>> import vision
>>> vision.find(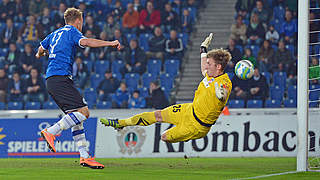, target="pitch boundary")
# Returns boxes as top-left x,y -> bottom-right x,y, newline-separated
231,171 -> 298,179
